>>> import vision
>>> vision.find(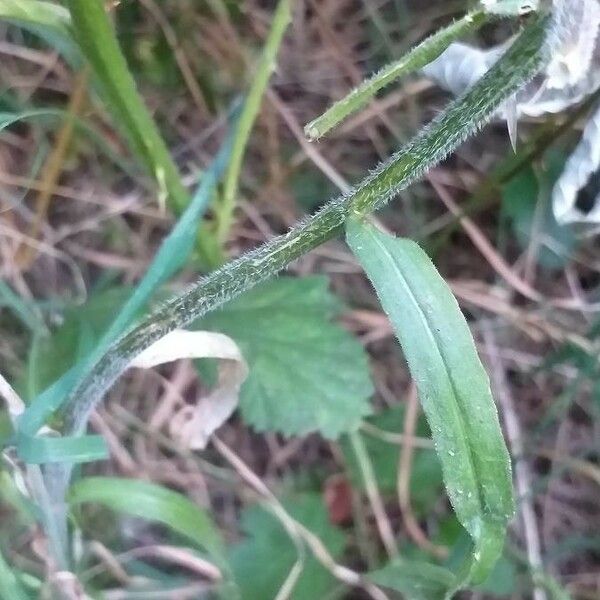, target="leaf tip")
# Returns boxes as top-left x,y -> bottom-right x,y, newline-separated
304,120 -> 322,141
